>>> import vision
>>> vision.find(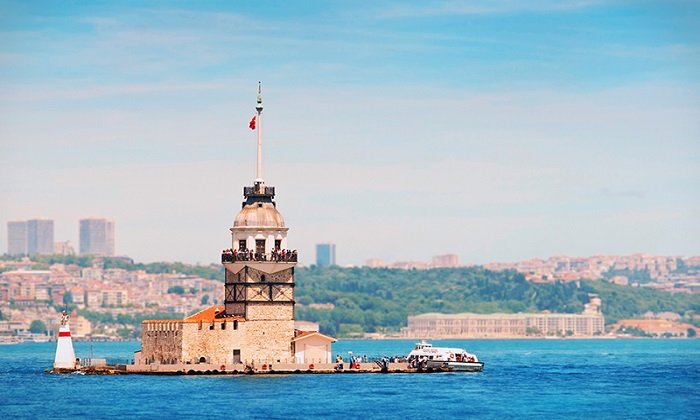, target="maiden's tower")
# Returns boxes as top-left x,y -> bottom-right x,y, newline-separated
135,85 -> 335,370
